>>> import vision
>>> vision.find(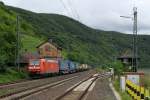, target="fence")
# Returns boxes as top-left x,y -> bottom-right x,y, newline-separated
126,80 -> 150,100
